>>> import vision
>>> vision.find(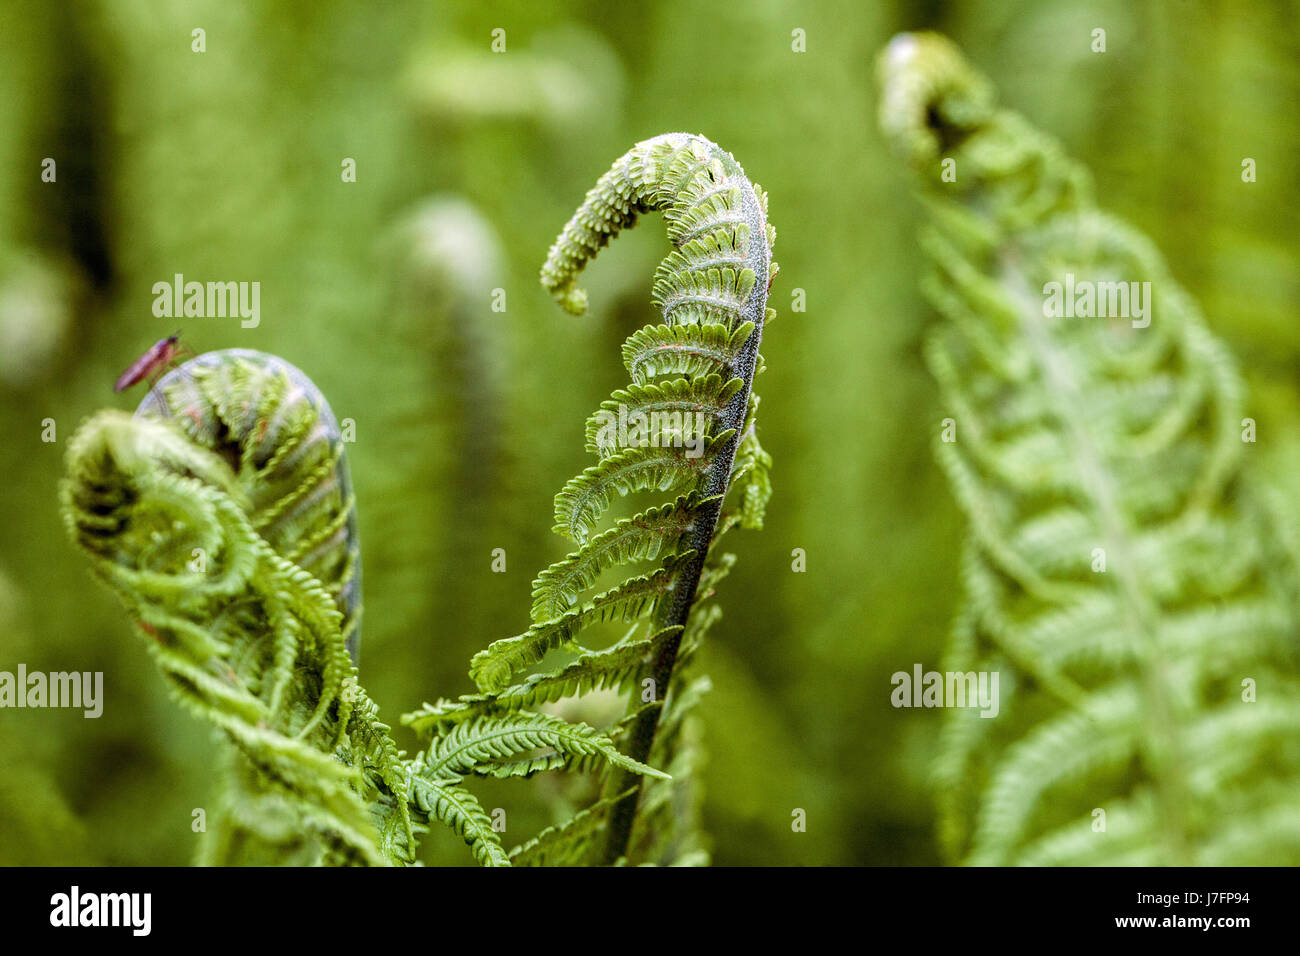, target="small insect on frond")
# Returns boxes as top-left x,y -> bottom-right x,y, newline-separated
113,331 -> 192,393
